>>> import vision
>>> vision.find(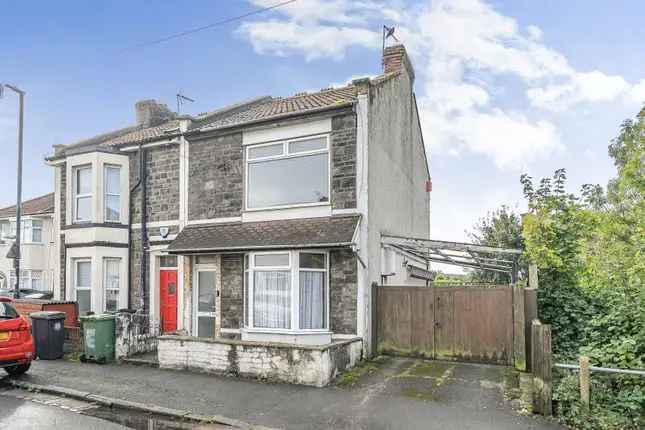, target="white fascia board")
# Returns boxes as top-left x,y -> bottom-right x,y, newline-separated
242,118 -> 332,146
